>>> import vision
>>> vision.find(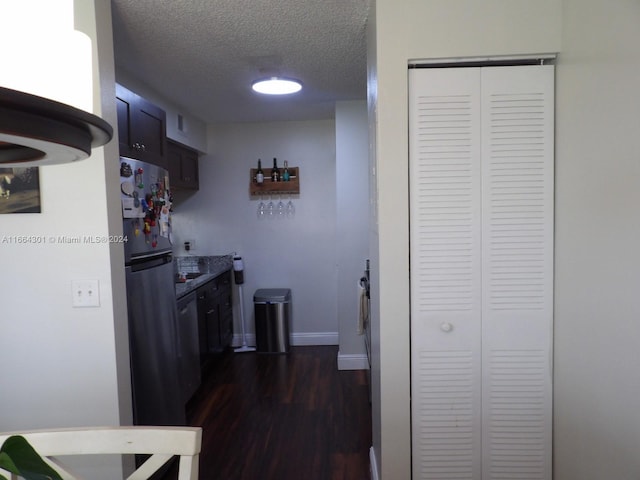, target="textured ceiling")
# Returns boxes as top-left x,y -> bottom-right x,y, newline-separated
111,0 -> 371,124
